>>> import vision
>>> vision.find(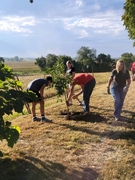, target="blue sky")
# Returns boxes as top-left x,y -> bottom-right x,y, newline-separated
0,0 -> 134,59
